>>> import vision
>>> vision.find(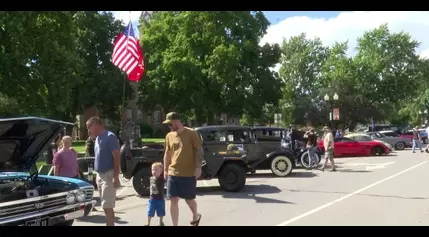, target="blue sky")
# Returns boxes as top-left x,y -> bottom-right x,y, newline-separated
112,11 -> 429,59
113,11 -> 343,36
